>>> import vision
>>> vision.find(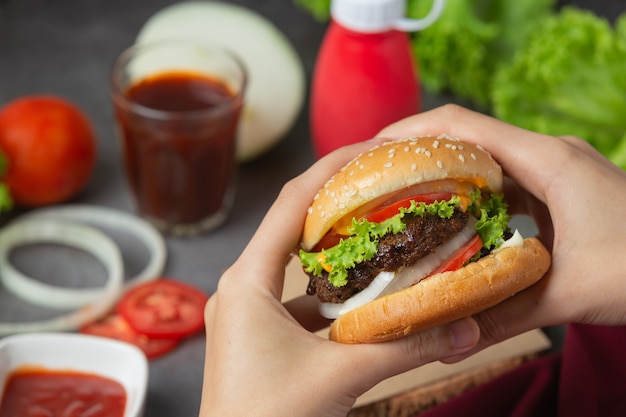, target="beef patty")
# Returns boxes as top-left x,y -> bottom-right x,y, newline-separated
306,209 -> 469,303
